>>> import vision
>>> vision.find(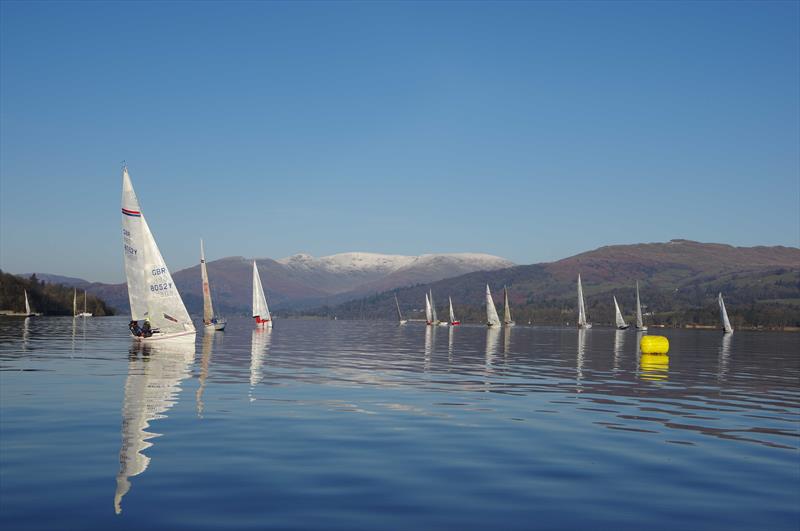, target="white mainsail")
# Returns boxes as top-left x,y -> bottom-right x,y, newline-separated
200,240 -> 214,324
503,286 -> 514,326
82,290 -> 92,317
613,296 -> 628,329
718,292 -> 733,334
121,168 -> 194,337
73,288 -> 78,317
635,281 -> 646,330
430,290 -> 438,323
424,293 -> 433,324
486,284 -> 501,327
449,296 -> 456,324
252,261 -> 271,326
394,294 -> 406,324
577,275 -> 590,328
24,290 -> 31,316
